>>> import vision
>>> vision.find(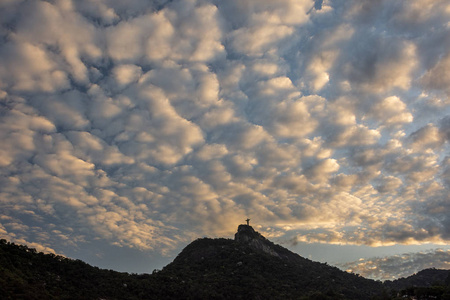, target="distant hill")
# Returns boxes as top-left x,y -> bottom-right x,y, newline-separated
384,268 -> 450,299
1,225 -> 450,299
385,268 -> 450,290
